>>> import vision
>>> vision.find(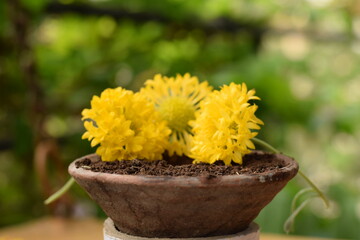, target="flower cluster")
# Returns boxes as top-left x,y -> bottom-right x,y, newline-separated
140,73 -> 212,156
82,88 -> 170,161
82,74 -> 263,165
190,83 -> 264,165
